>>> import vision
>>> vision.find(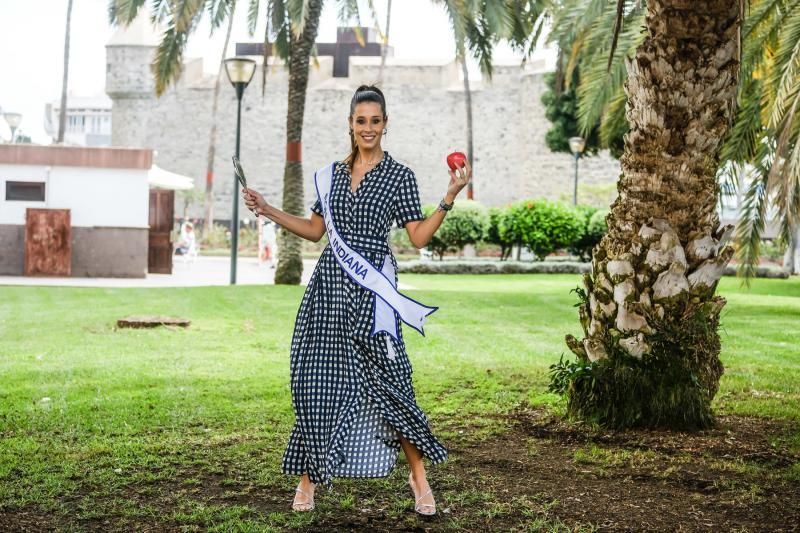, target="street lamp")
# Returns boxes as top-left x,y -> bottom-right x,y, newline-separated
224,57 -> 256,285
4,112 -> 22,143
568,136 -> 586,205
